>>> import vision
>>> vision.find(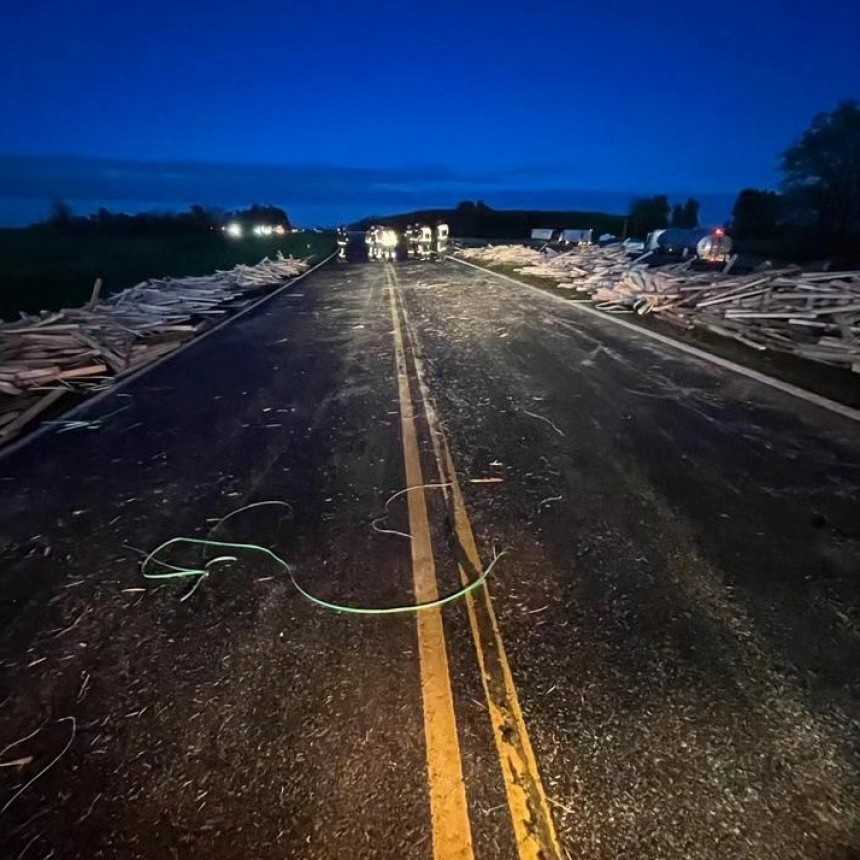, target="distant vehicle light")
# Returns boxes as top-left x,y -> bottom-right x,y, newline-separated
714,228 -> 725,236
225,222 -> 243,238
